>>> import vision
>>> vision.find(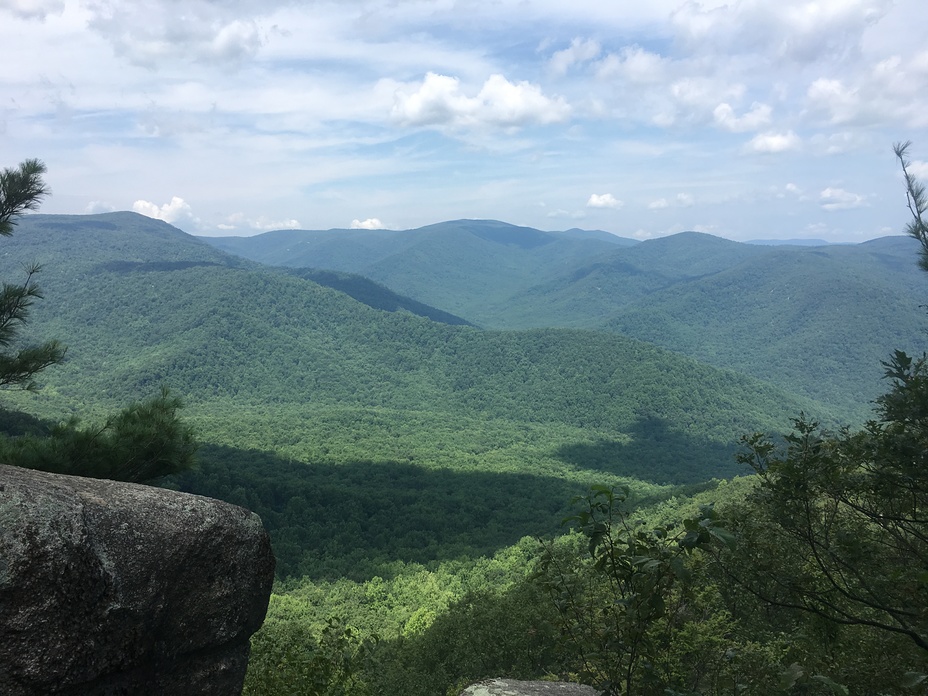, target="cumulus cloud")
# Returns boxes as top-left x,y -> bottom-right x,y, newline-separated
84,201 -> 116,214
805,54 -> 928,128
351,218 -> 386,230
771,182 -> 810,200
596,45 -> 669,84
546,209 -> 587,219
251,217 -> 301,231
745,130 -> 801,153
218,212 -> 301,231
649,193 -> 695,209
651,77 -> 746,128
392,72 -> 571,130
587,193 -> 623,209
713,102 -> 772,132
209,20 -> 262,62
133,196 -> 200,227
820,187 -> 867,210
85,2 -> 264,67
671,0 -> 891,63
2,0 -> 64,20
810,131 -> 864,154
908,160 -> 928,180
806,78 -> 860,125
550,38 -> 601,75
